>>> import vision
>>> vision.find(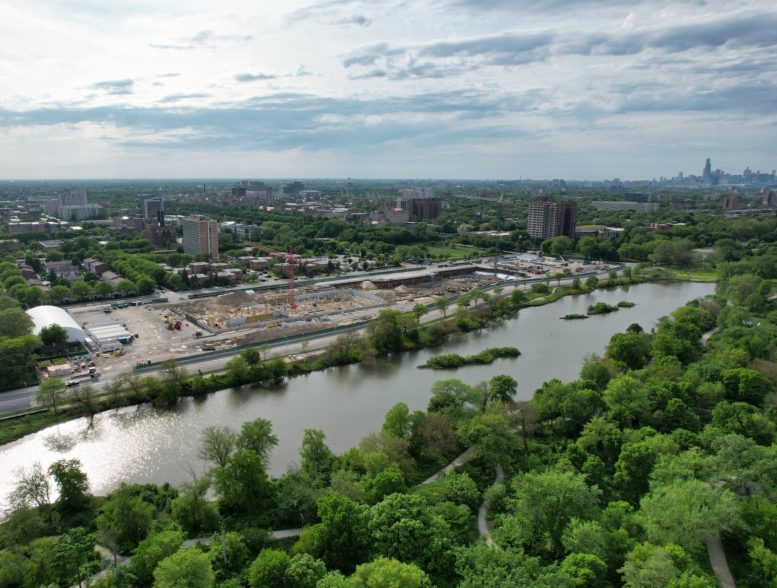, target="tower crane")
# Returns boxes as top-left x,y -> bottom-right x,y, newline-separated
246,243 -> 304,311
